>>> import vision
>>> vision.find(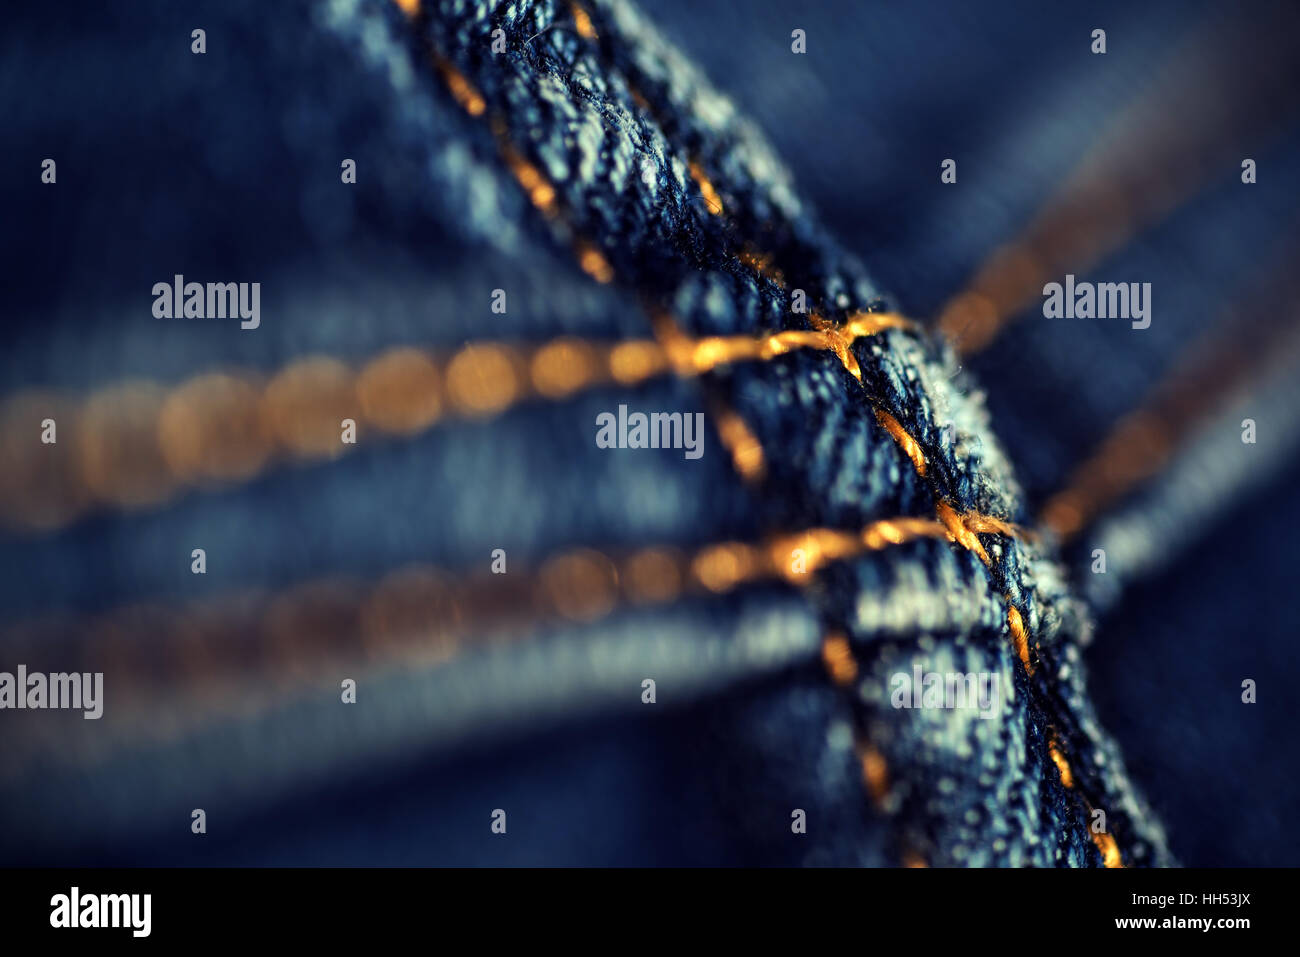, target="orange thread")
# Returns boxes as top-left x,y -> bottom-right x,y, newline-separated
1048,729 -> 1125,867
648,312 -> 913,377
807,313 -> 861,380
712,404 -> 767,481
820,633 -> 858,687
424,19 -> 921,508
688,161 -> 724,215
1048,734 -> 1075,789
736,247 -> 786,286
432,57 -> 485,117
933,9 -> 1298,357
871,421 -> 1039,685
933,500 -> 990,567
1006,603 -> 1033,675
496,133 -> 558,214
819,630 -> 896,829
0,312 -> 928,533
413,0 -> 1092,868
857,742 -> 891,808
8,514 -> 968,714
575,239 -> 615,284
572,20 -> 1044,785
875,409 -> 927,477
580,34 -> 938,856
1036,273 -> 1300,543
569,2 -> 598,39
1094,831 -> 1124,869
